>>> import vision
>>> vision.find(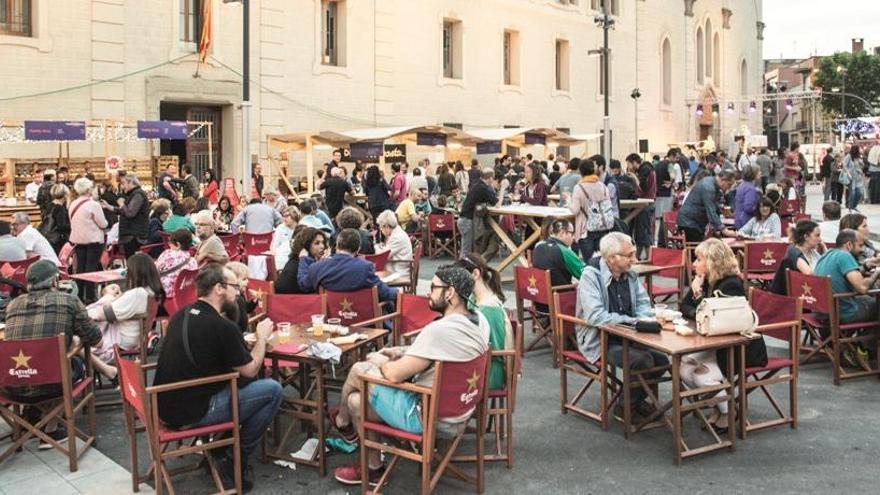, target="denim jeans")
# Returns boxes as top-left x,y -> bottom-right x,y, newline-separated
457,217 -> 474,257
194,379 -> 283,459
607,344 -> 669,405
847,186 -> 864,211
